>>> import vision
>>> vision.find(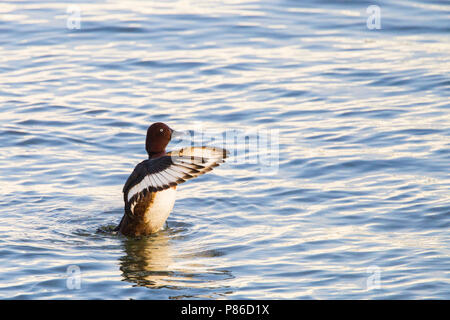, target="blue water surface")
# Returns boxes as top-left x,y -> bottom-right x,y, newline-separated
0,0 -> 449,299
